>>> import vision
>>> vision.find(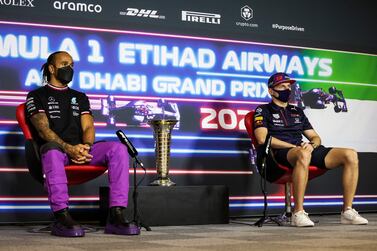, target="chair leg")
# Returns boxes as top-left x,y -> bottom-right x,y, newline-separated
285,182 -> 292,218
261,183 -> 292,226
251,183 -> 293,227
258,182 -> 292,226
